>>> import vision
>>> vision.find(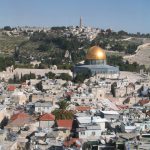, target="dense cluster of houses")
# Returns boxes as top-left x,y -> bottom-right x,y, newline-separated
0,70 -> 149,150
63,26 -> 101,42
2,24 -> 100,42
